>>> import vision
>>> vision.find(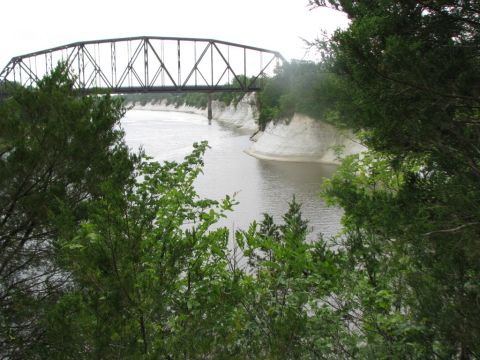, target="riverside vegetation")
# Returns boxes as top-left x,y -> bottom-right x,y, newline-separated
1,1 -> 480,358
124,61 -> 332,131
